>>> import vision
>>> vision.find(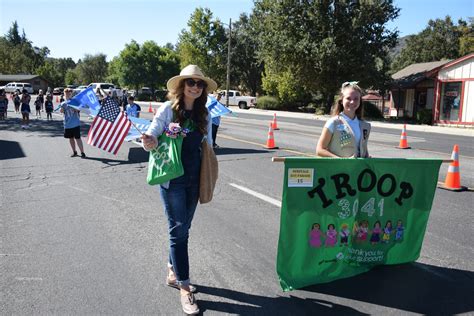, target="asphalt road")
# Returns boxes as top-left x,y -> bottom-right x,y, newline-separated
1,107 -> 473,315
